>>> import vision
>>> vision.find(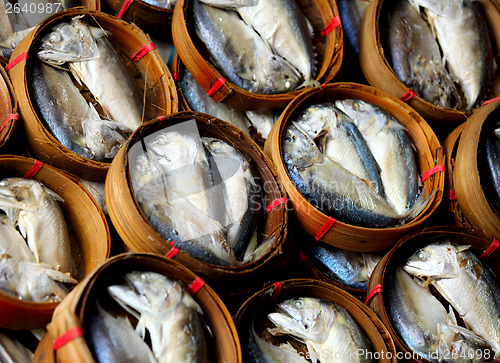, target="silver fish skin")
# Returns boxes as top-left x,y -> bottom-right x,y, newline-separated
485,125 -> 500,207
130,135 -> 237,266
234,0 -> 315,84
181,70 -> 251,135
108,271 -> 208,363
82,119 -> 129,161
30,62 -> 99,160
409,0 -> 494,110
338,0 -> 371,53
199,0 -> 256,7
0,215 -> 76,303
311,243 -> 382,290
89,303 -> 156,363
295,103 -> 385,197
0,331 -> 33,363
335,99 -> 419,216
202,137 -> 261,260
387,266 -> 456,361
38,18 -> 144,131
247,315 -> 308,363
404,242 -> 500,357
283,124 -> 401,228
193,0 -> 301,94
389,0 -> 461,109
268,297 -> 373,363
0,178 -> 74,276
